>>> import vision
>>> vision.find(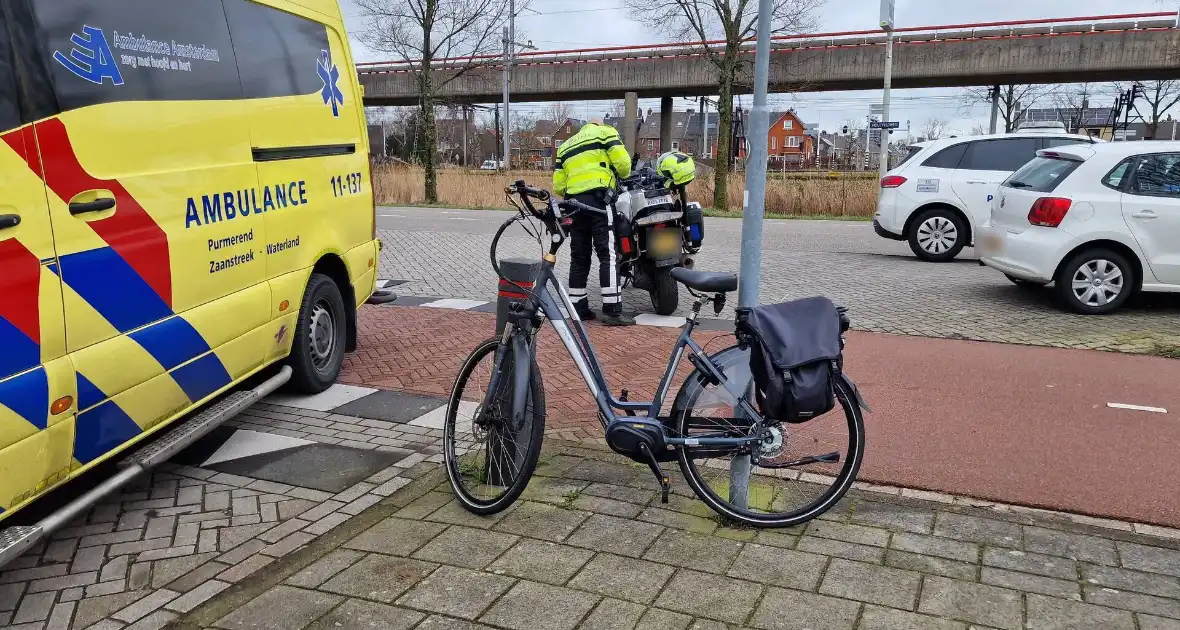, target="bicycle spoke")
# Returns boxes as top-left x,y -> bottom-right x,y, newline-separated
677,348 -> 863,527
